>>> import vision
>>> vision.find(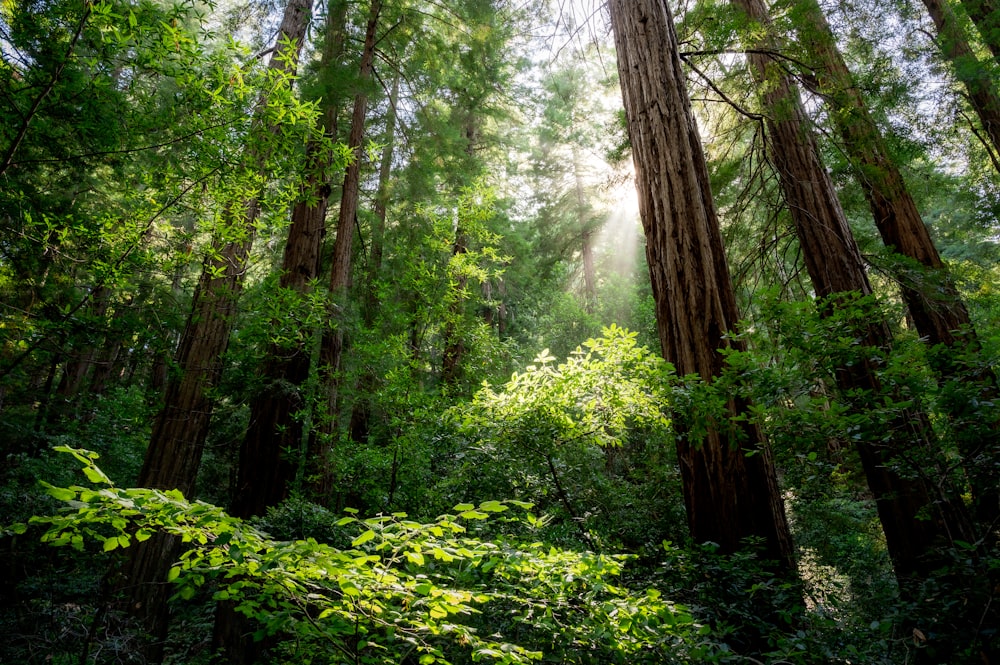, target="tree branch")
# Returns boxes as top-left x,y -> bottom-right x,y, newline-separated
0,2 -> 92,177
